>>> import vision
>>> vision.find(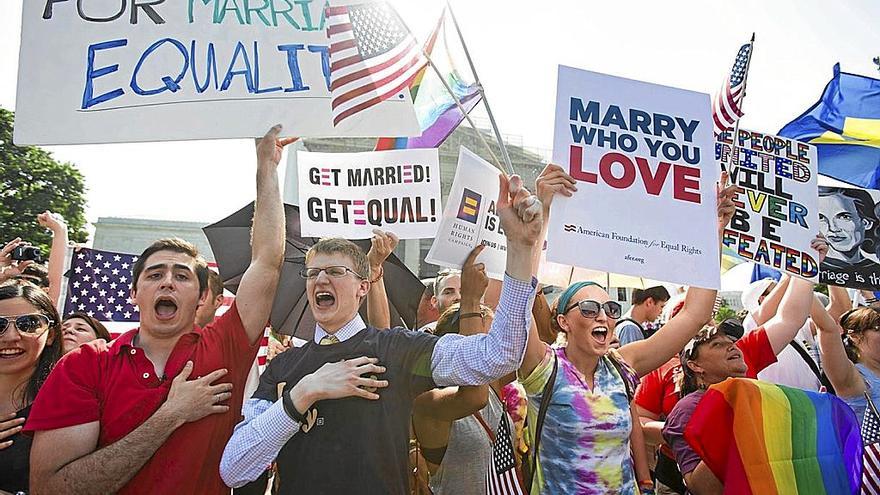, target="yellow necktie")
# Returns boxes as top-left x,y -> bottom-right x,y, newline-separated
319,334 -> 340,345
